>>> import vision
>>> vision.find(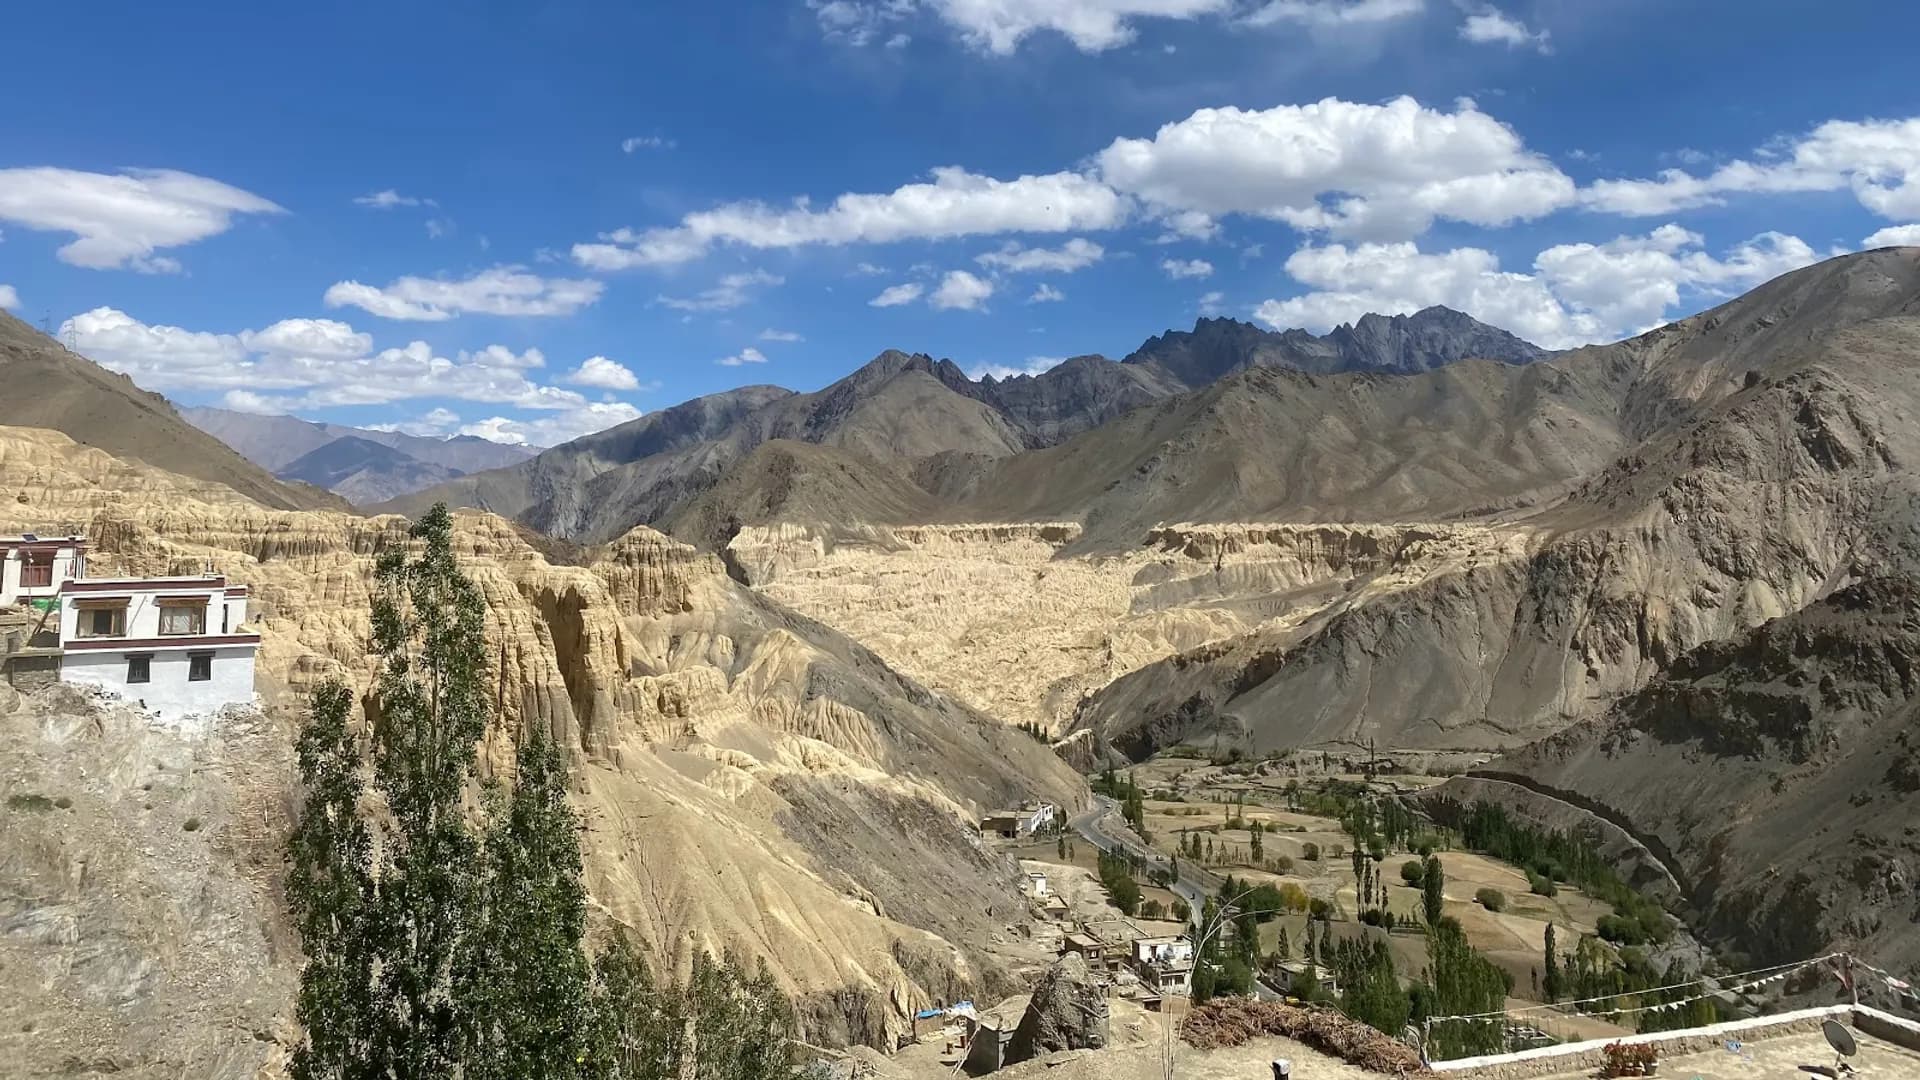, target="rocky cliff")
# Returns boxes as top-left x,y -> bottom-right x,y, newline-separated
0,424 -> 1087,1053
